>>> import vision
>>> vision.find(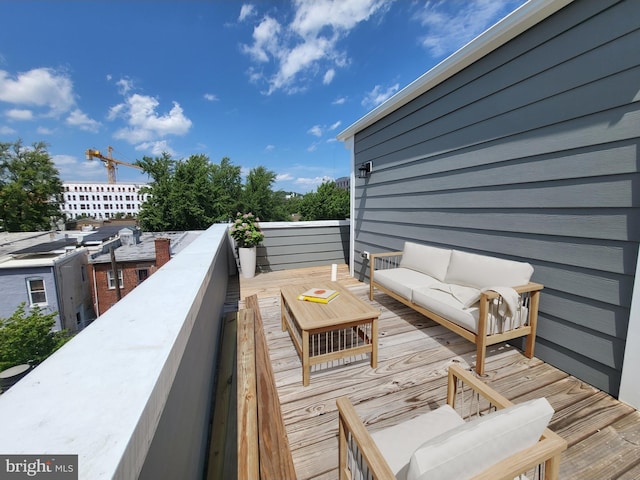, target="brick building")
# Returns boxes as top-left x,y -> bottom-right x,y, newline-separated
89,230 -> 199,316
